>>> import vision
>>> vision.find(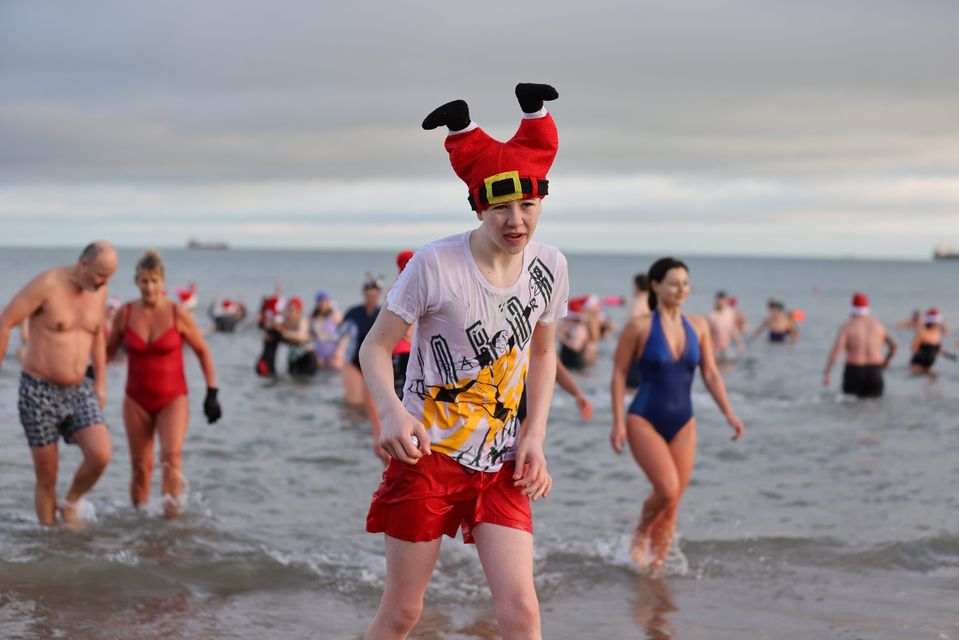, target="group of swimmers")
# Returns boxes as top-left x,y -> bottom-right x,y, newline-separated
0,244 -> 220,525
1,84 -> 954,640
